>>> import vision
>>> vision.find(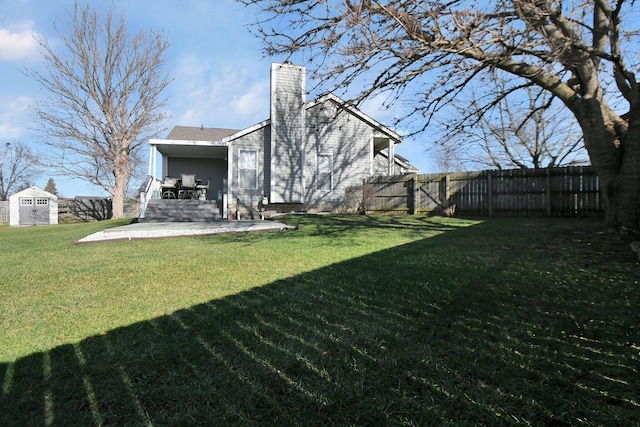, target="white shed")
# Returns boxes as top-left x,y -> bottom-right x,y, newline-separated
9,186 -> 59,226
